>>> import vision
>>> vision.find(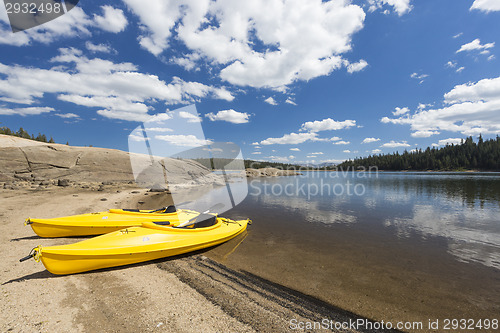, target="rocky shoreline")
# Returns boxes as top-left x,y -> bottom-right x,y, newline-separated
0,134 -> 227,193
245,167 -> 301,177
